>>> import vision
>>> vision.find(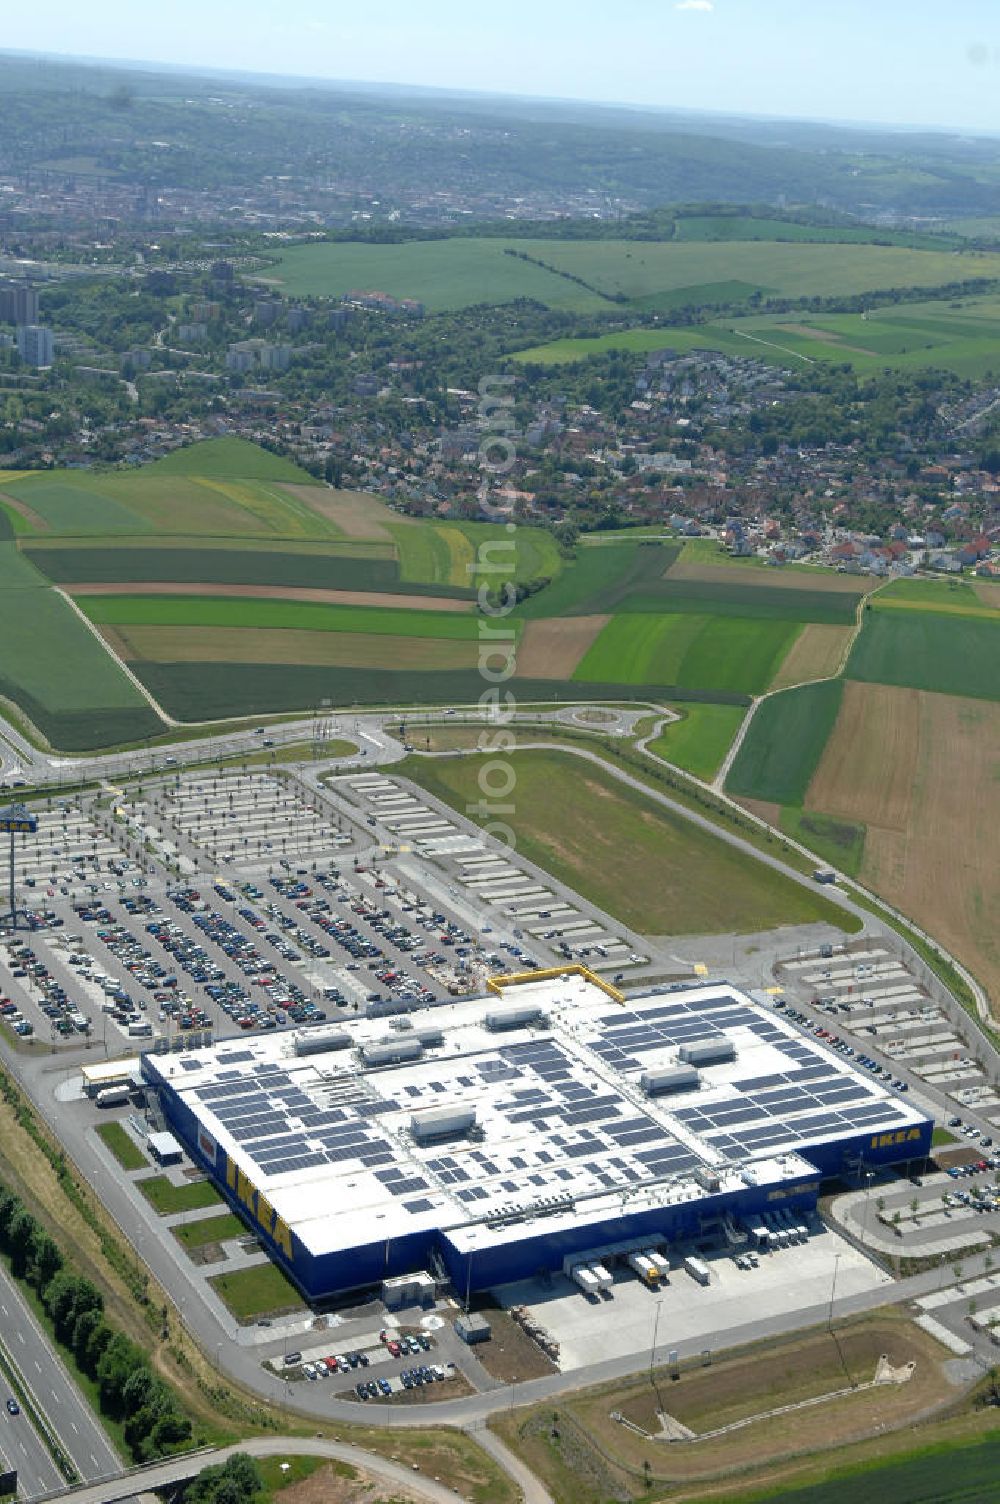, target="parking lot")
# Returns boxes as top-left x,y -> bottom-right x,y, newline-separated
331,772 -> 649,979
2,765 -> 593,1050
141,771 -> 354,871
778,942 -> 1000,1125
